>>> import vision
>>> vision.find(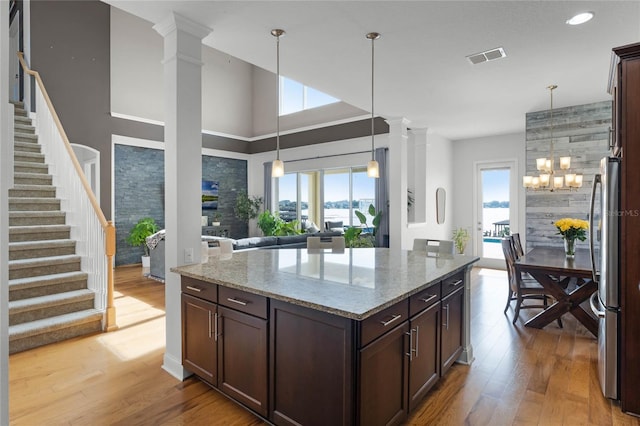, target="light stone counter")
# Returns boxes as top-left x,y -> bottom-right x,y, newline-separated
171,247 -> 479,320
